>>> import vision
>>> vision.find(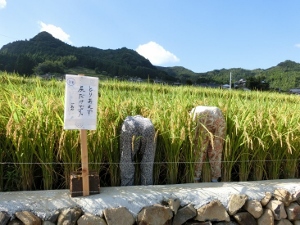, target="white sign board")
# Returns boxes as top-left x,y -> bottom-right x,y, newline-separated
64,74 -> 99,130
